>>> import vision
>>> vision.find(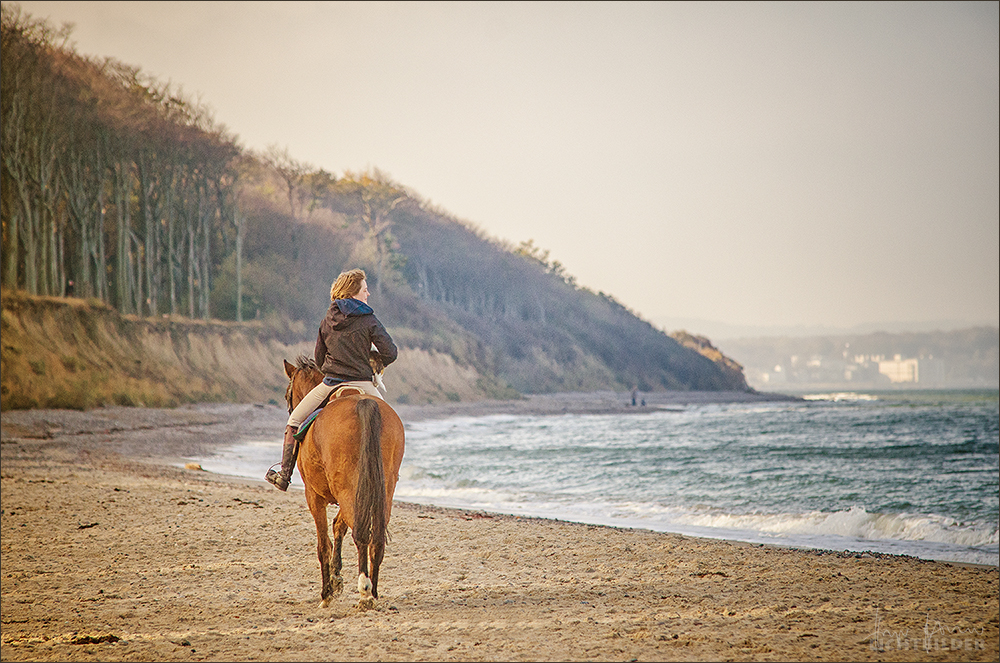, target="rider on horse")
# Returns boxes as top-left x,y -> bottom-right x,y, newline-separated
266,268 -> 397,491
